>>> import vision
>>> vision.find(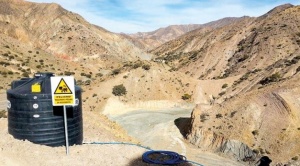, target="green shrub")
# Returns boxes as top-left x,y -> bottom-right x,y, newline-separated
64,71 -> 75,76
252,149 -> 259,154
230,111 -> 237,118
297,66 -> 300,72
112,69 -> 121,75
133,62 -> 142,69
112,84 -> 127,96
22,72 -> 29,77
252,130 -> 259,136
200,113 -> 209,122
259,72 -> 281,85
85,74 -> 92,78
85,80 -> 91,85
219,91 -> 226,96
222,83 -> 228,88
216,113 -> 223,118
96,73 -> 103,77
0,110 -> 7,118
181,93 -> 191,100
142,64 -> 151,70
